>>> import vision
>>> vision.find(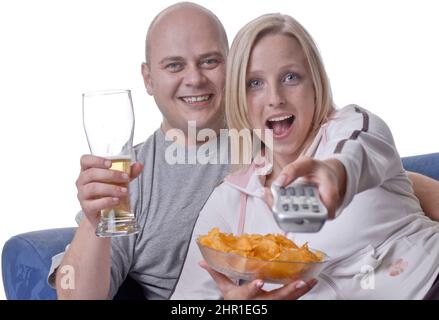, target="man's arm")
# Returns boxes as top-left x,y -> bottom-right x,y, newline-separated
407,171 -> 439,222
56,219 -> 111,299
55,155 -> 143,299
